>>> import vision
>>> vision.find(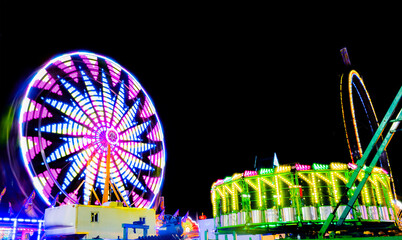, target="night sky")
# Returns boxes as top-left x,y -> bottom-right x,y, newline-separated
1,4 -> 402,219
